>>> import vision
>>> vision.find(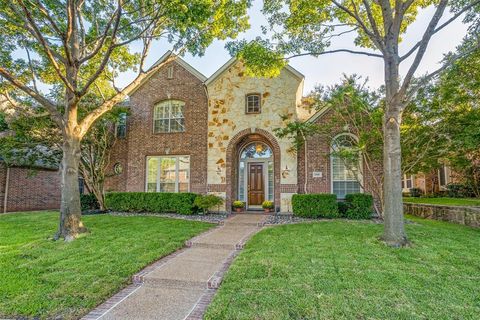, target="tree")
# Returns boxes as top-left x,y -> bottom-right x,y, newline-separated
231,0 -> 480,246
0,0 -> 251,241
402,44 -> 480,196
